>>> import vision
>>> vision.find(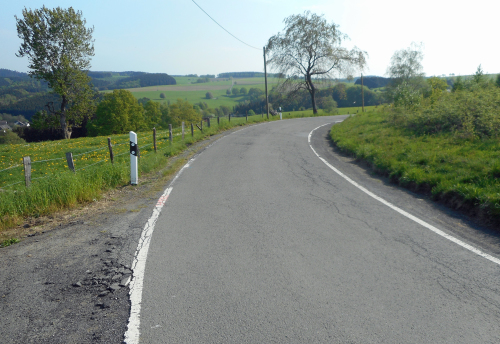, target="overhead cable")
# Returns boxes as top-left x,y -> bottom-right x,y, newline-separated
191,0 -> 260,50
